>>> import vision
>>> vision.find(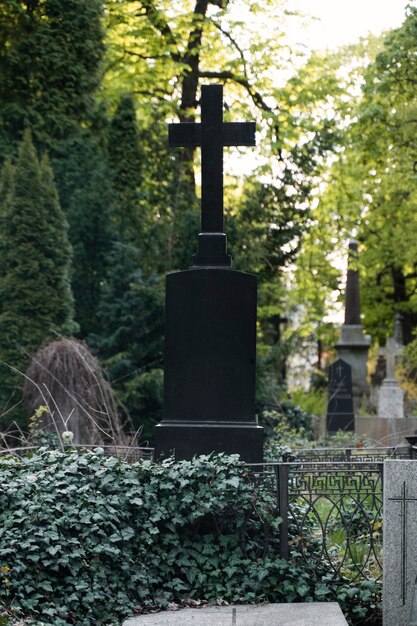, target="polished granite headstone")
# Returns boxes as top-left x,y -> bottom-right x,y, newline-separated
154,85 -> 263,462
326,358 -> 354,432
383,461 -> 417,626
